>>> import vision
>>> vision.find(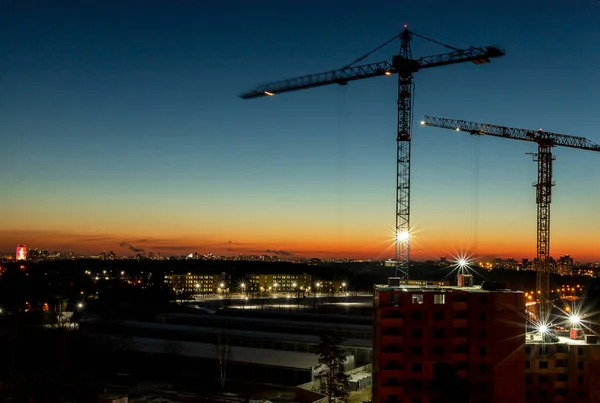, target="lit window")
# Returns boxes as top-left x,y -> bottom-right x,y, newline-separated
412,294 -> 424,304
434,294 -> 445,304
